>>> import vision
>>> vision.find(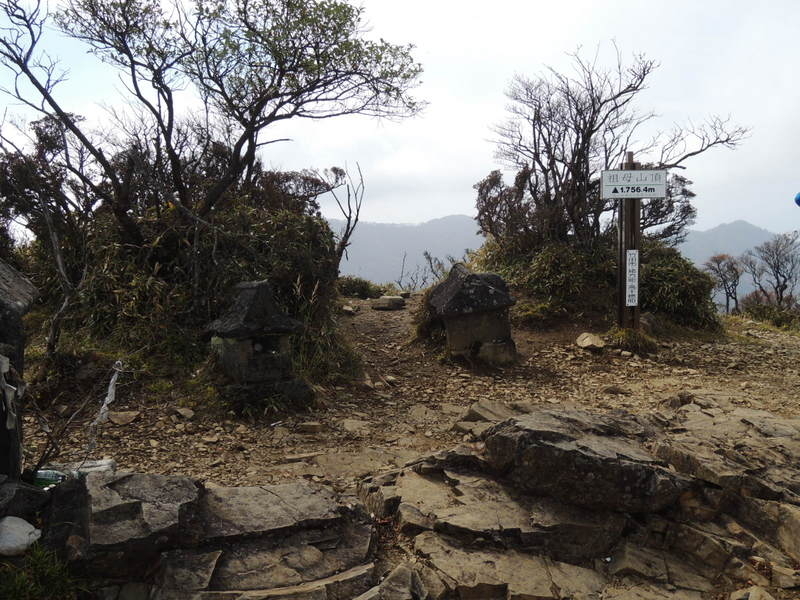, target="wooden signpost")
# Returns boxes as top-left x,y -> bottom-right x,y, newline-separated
601,152 -> 667,330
